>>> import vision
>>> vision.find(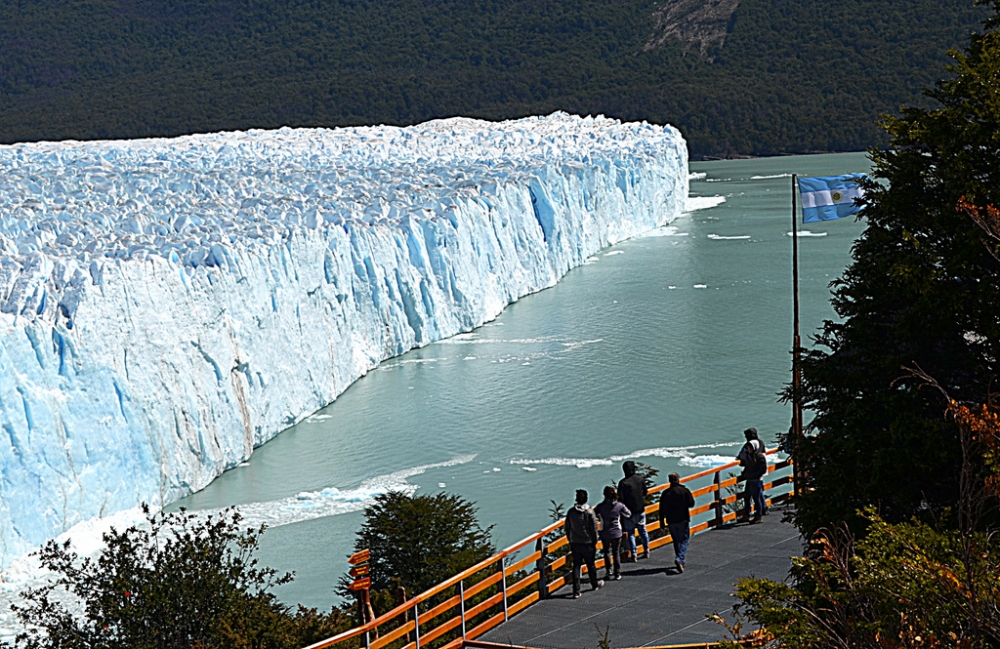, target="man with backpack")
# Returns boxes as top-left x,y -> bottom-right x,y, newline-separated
736,427 -> 767,524
618,461 -> 650,561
